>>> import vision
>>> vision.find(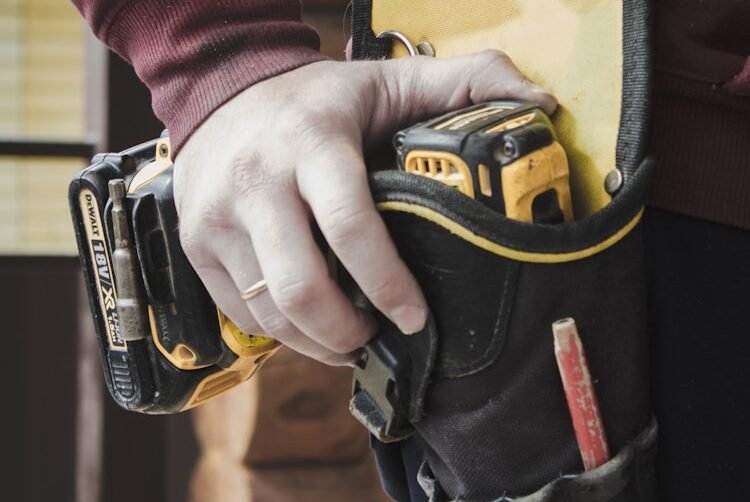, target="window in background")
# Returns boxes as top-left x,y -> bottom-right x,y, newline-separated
0,0 -> 90,255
